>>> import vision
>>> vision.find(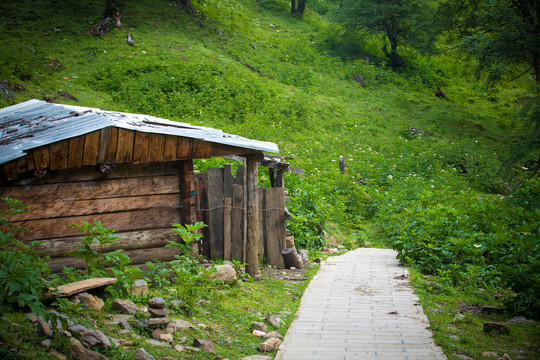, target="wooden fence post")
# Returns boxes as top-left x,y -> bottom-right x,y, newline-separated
245,154 -> 261,278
